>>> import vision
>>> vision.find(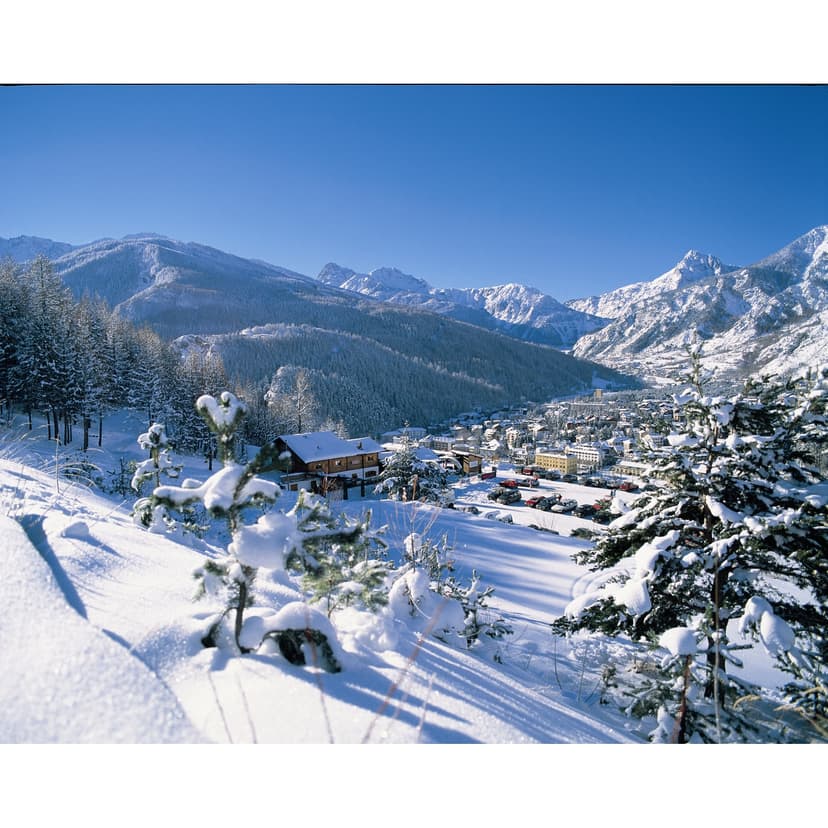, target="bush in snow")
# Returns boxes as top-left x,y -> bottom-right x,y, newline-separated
286,490 -> 391,618
553,353 -> 828,742
136,392 -> 287,650
391,533 -> 511,656
131,423 -> 184,532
